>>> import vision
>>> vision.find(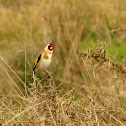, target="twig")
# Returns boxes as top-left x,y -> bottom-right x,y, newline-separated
87,95 -> 125,126
65,82 -> 84,112
2,101 -> 45,126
